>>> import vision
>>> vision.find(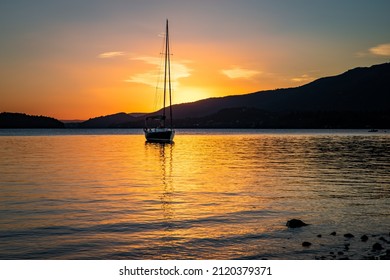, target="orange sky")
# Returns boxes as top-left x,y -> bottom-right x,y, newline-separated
1,1 -> 389,120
